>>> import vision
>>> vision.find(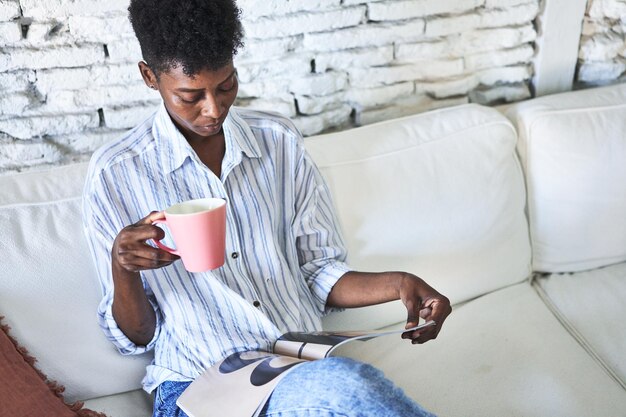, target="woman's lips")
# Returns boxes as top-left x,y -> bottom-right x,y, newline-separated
197,123 -> 221,134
